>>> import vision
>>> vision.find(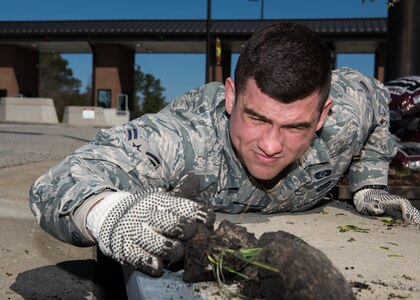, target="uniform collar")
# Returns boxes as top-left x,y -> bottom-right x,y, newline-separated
298,135 -> 330,168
